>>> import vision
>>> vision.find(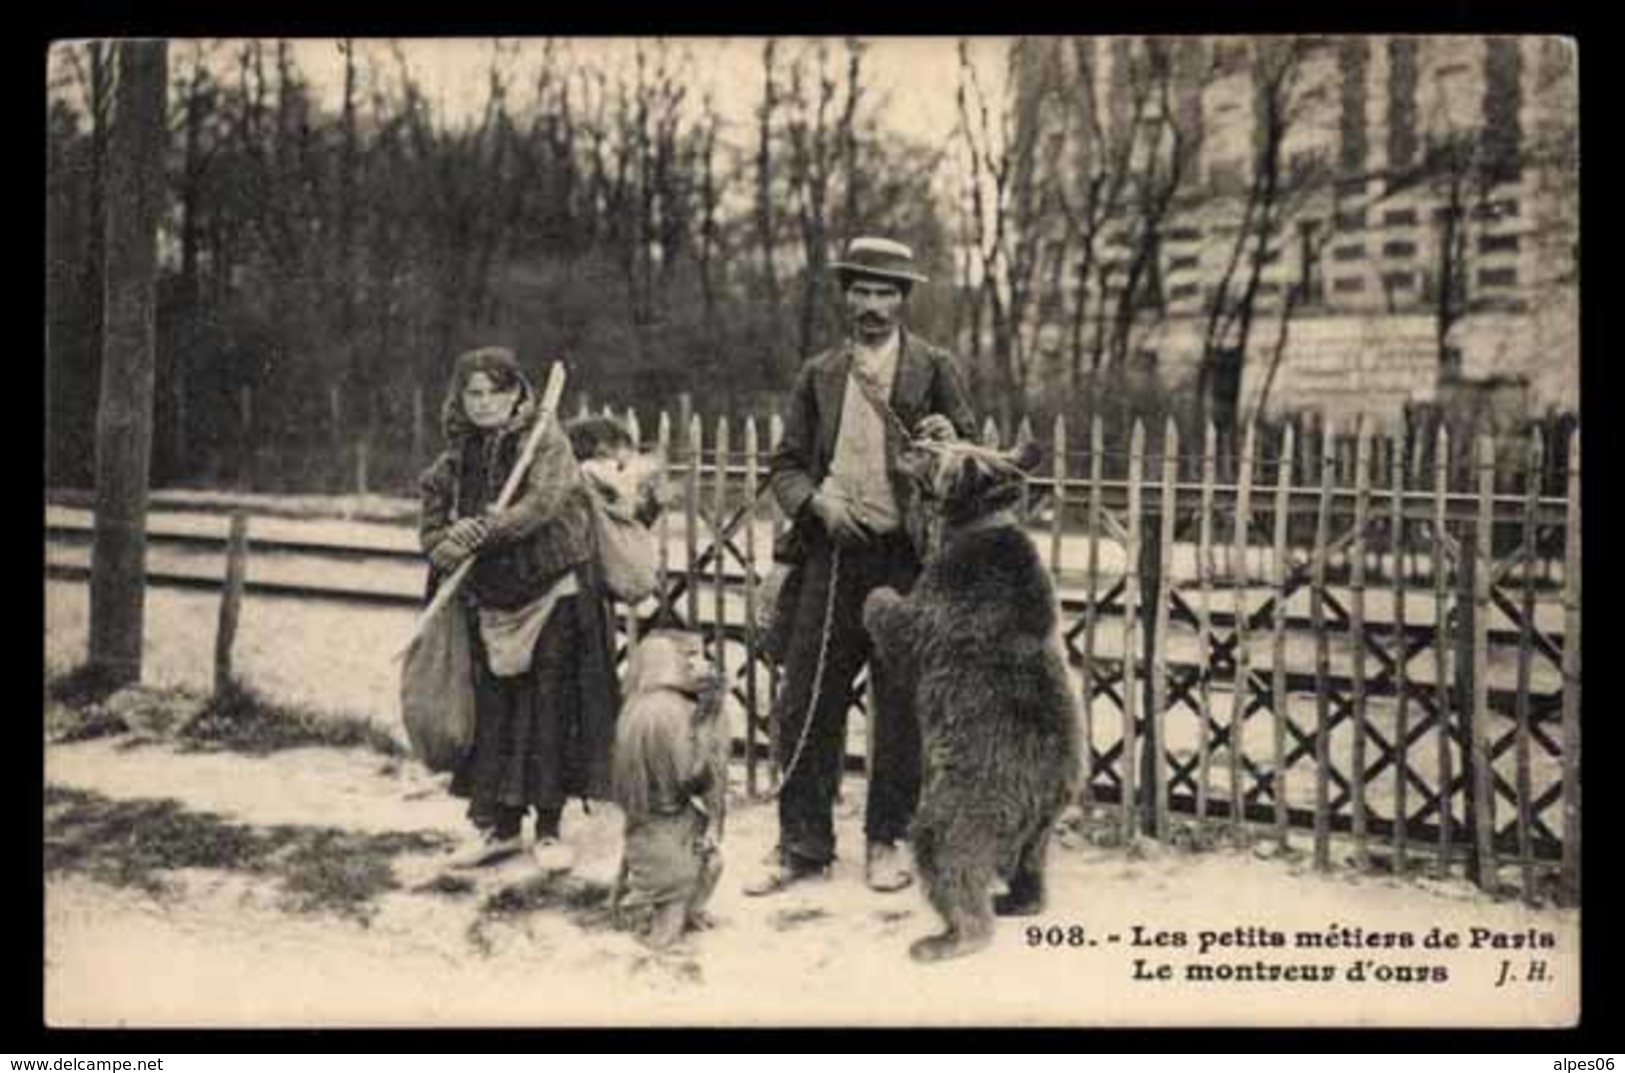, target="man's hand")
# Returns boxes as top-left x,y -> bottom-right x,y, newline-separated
914,413 -> 958,443
811,492 -> 872,546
